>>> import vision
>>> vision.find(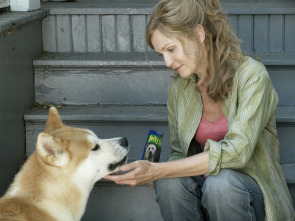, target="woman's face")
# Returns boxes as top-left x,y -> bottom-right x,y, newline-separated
151,29 -> 199,79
